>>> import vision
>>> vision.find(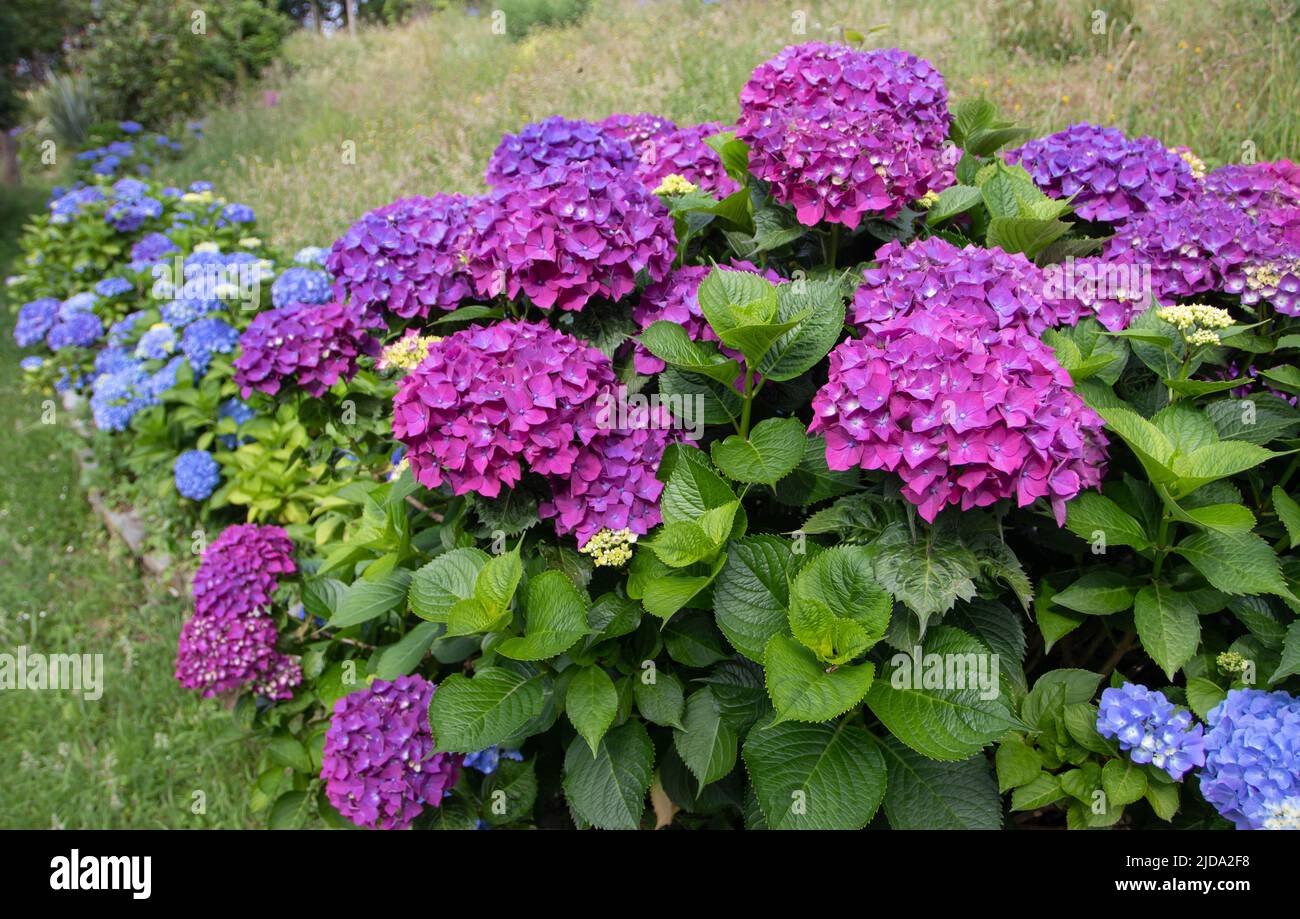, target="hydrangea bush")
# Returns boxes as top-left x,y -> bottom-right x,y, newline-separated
12,42 -> 1300,833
